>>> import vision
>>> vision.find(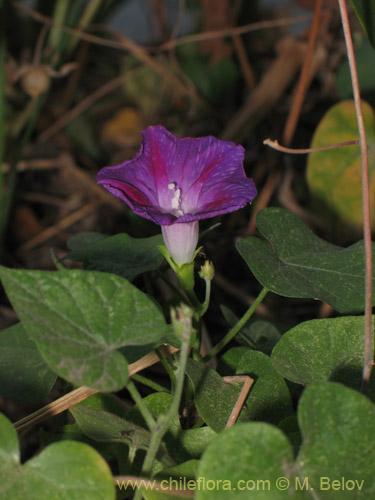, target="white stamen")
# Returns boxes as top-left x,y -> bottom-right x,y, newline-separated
167,182 -> 184,216
171,188 -> 181,210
